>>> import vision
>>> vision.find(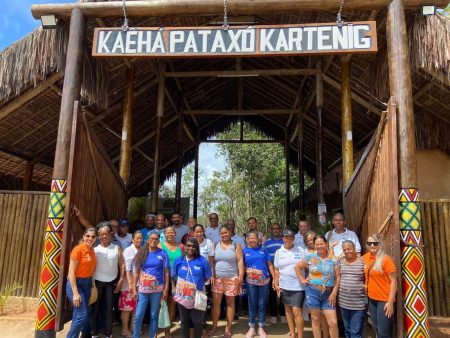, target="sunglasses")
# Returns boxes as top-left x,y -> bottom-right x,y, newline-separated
366,241 -> 380,246
85,235 -> 96,239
